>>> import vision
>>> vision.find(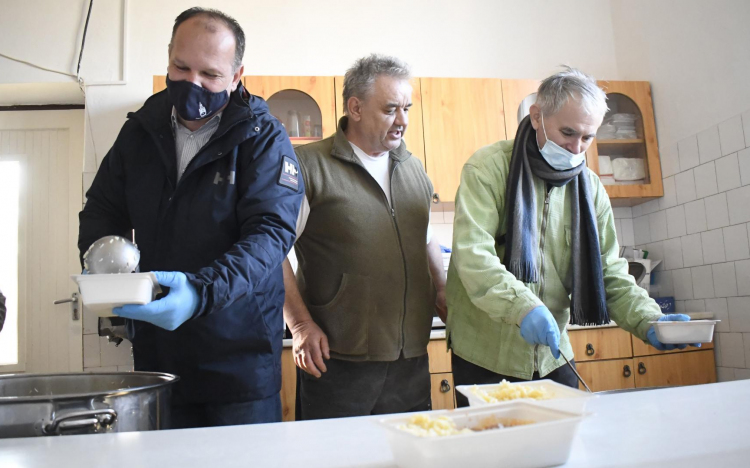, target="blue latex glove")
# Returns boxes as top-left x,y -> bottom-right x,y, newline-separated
113,271 -> 199,331
647,314 -> 702,350
520,306 -> 561,359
